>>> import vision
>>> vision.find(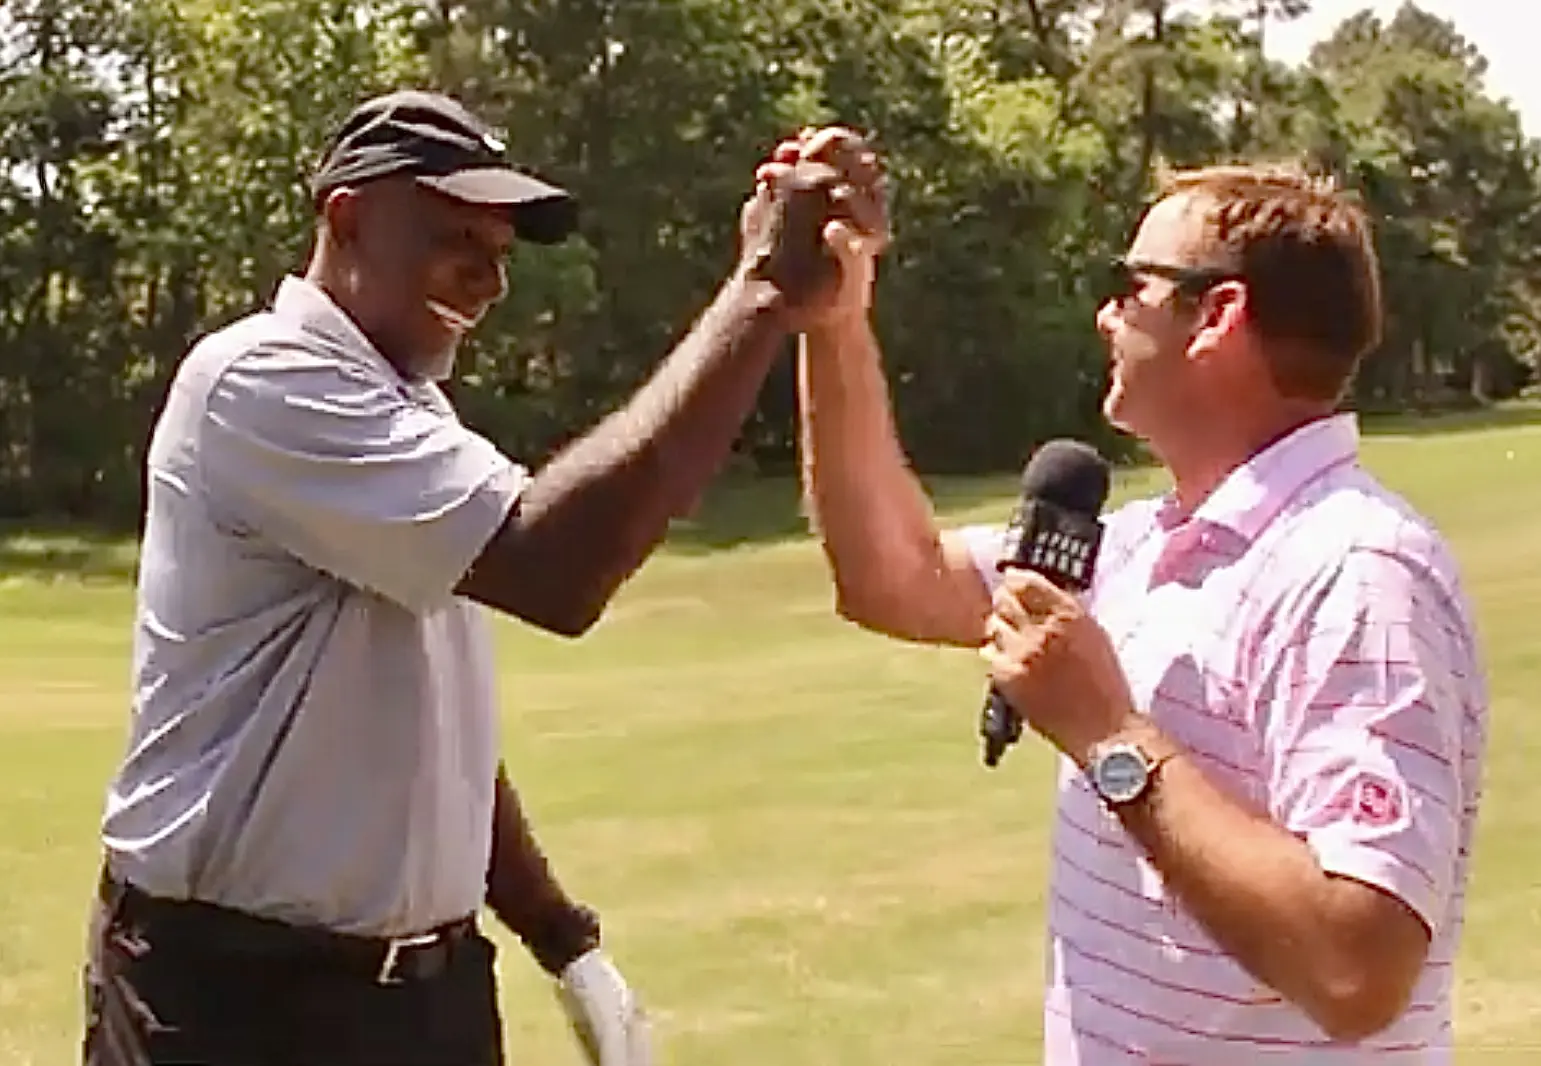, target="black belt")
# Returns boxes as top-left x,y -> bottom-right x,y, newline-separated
98,870 -> 477,986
